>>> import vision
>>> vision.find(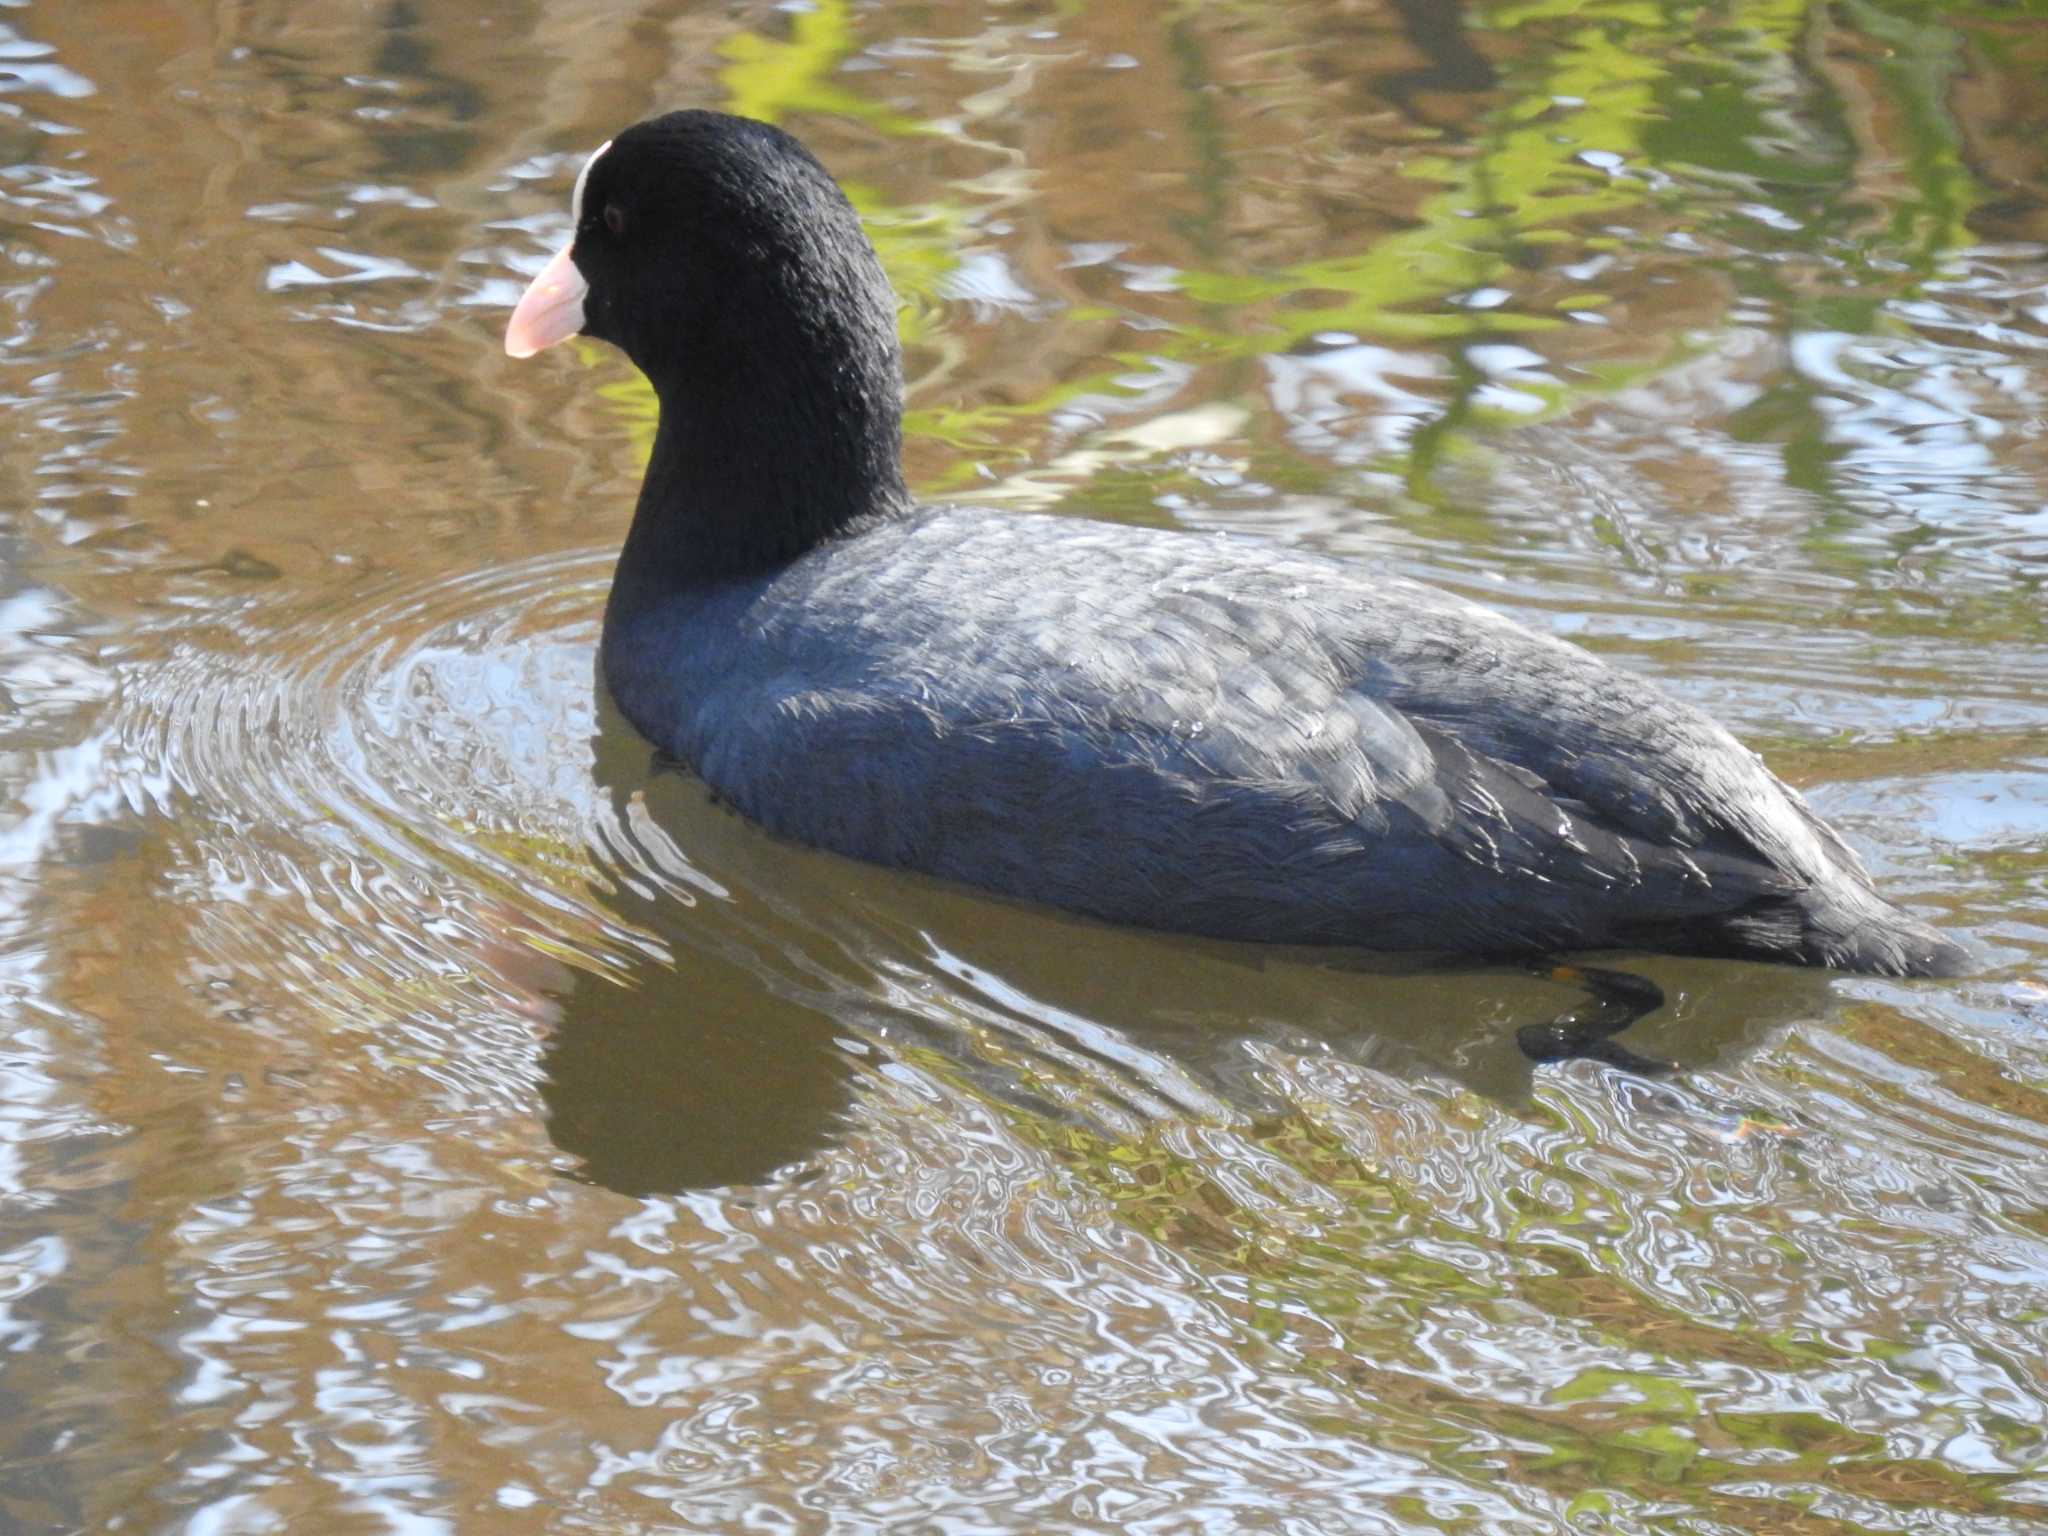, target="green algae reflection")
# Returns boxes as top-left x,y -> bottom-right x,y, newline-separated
583,0 -> 2016,530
